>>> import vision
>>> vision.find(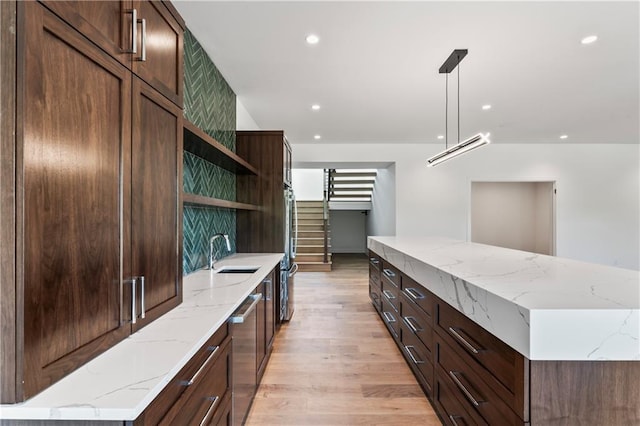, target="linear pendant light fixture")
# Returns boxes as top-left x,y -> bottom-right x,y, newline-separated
427,49 -> 491,167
